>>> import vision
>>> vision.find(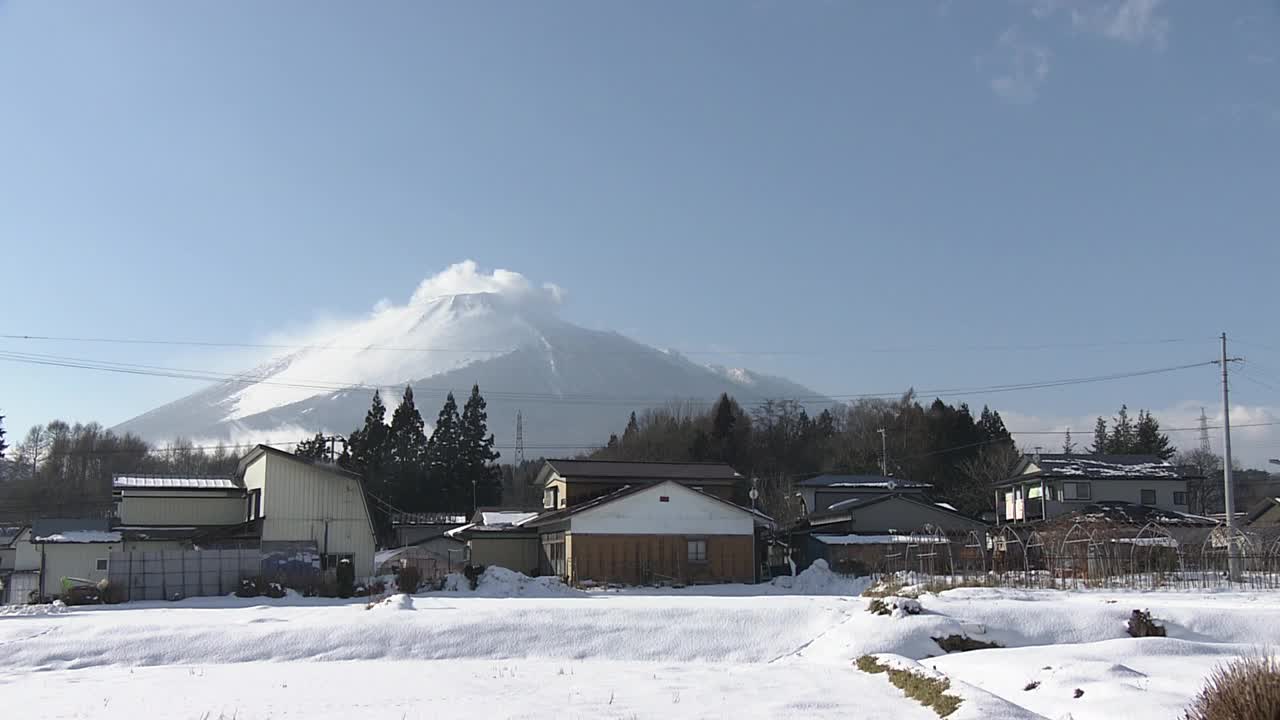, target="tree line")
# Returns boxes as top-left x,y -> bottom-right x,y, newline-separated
297,384 -> 502,540
590,392 -> 1020,523
0,419 -> 242,522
